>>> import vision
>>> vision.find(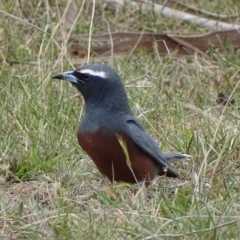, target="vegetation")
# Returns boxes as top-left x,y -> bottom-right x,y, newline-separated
0,1 -> 240,239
